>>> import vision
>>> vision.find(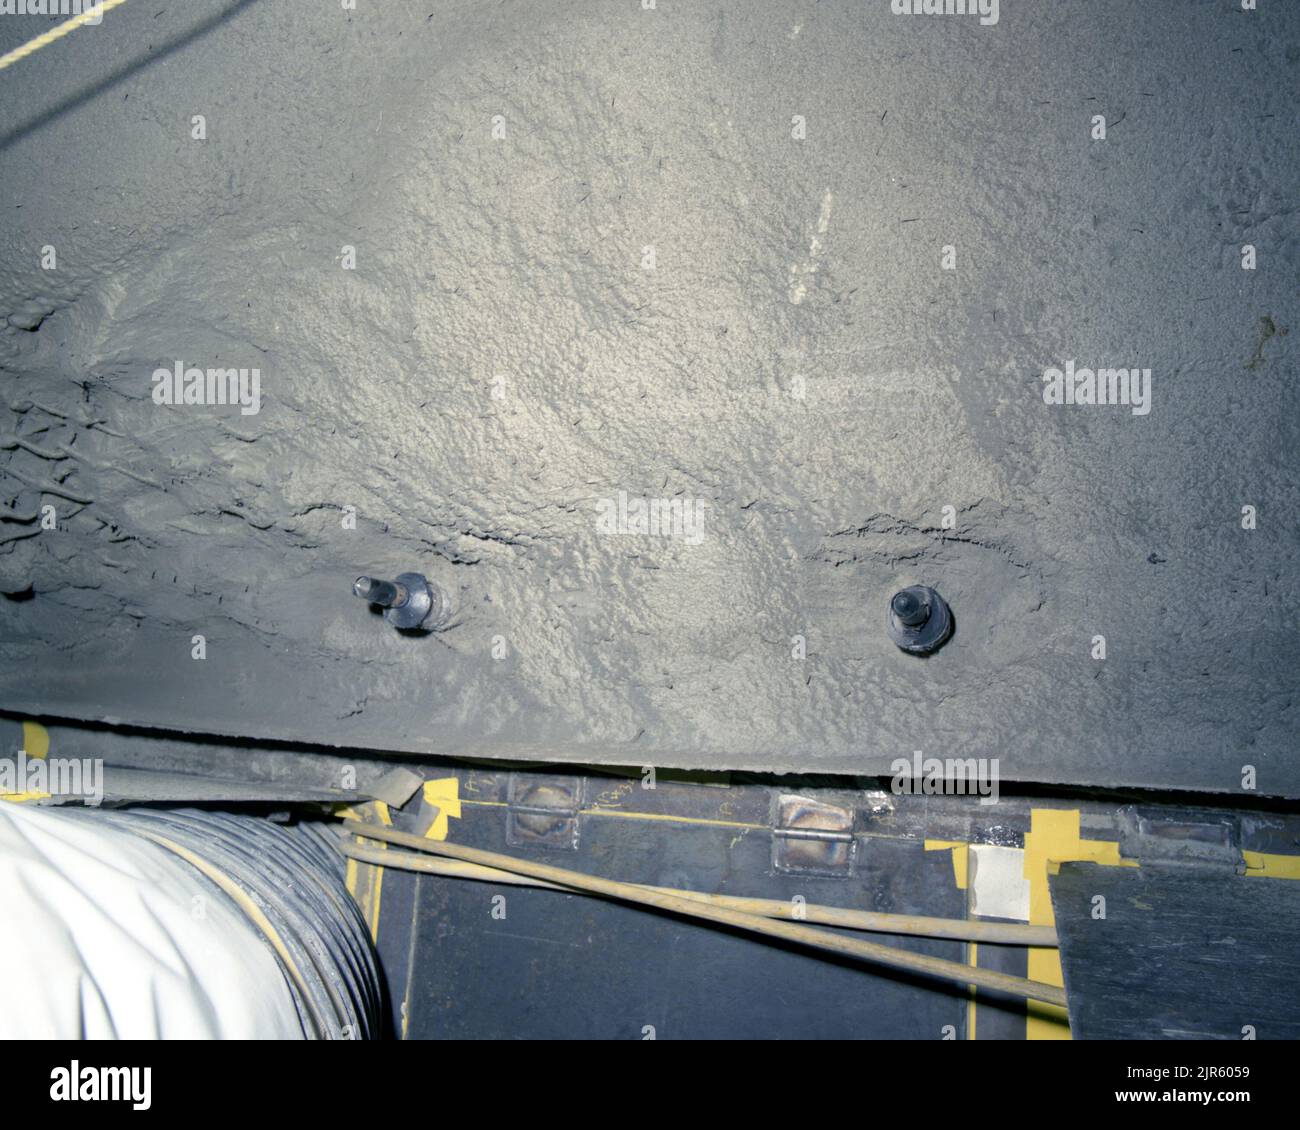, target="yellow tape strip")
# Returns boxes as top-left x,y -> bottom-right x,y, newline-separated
422,778 -> 461,840
967,942 -> 978,1041
1023,808 -> 1136,1040
924,839 -> 969,889
21,721 -> 49,759
1,721 -> 52,801
1242,850 -> 1300,880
